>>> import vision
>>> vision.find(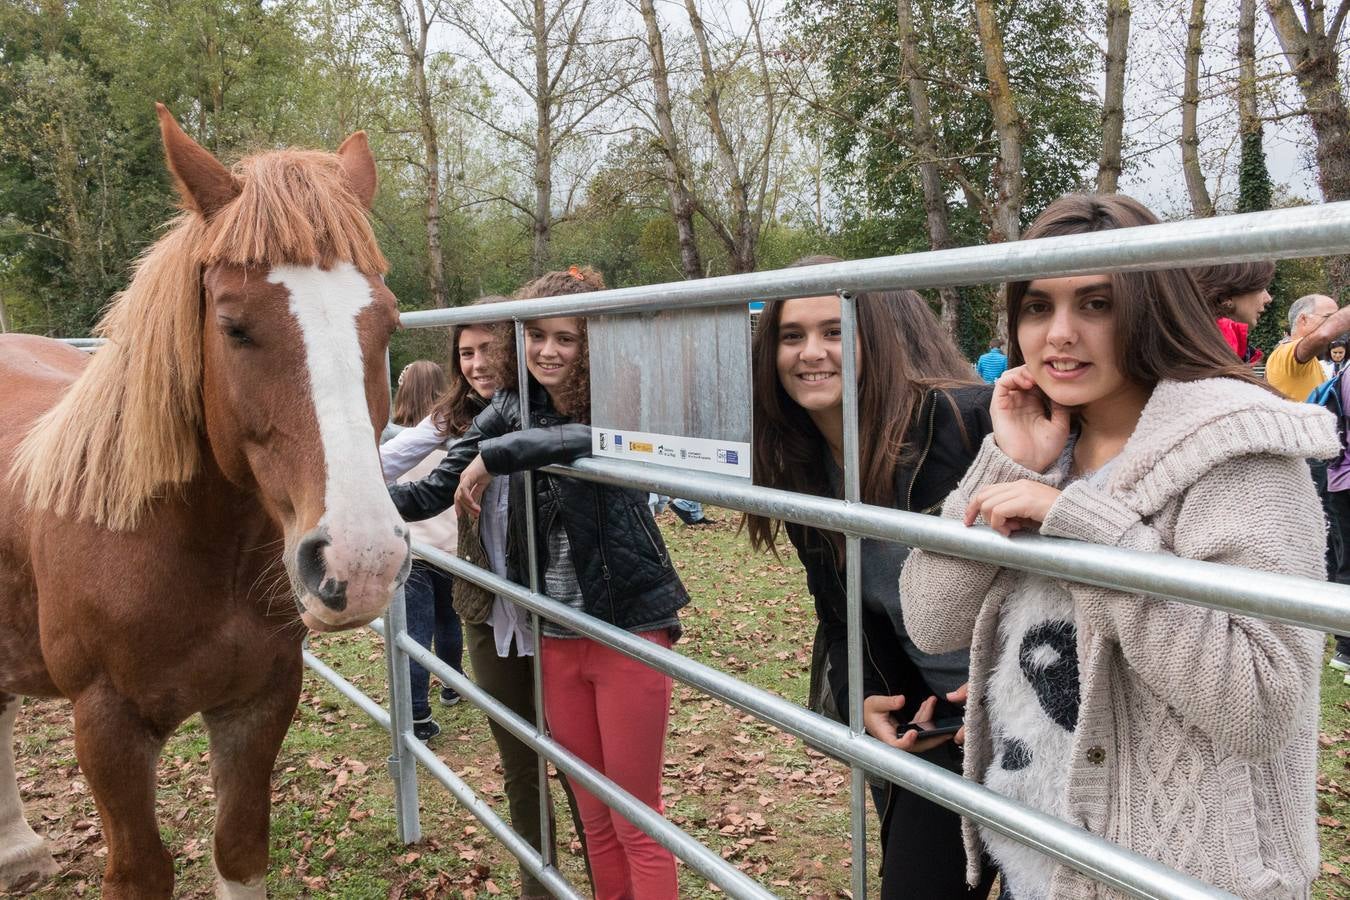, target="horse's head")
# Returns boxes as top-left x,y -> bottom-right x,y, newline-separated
159,106 -> 410,631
